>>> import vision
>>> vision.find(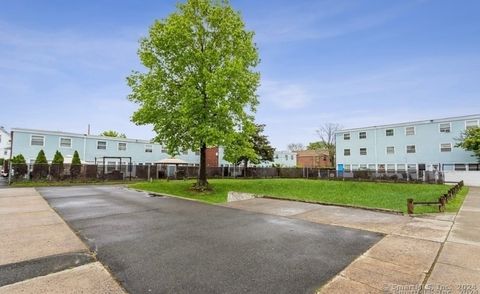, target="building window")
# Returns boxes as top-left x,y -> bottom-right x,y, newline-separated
408,164 -> 417,172
344,149 -> 351,156
161,147 -> 167,153
344,133 -> 350,140
406,145 -> 416,153
31,135 -> 45,146
182,150 -> 188,155
195,151 -> 200,156
59,137 -> 72,148
386,146 -> 395,155
291,155 -> 294,160
405,126 -> 415,136
352,164 -> 359,171
360,148 -> 367,155
387,164 -> 395,173
455,164 -> 466,171
275,154 -> 279,159
344,164 -> 351,172
439,123 -> 451,133
145,144 -> 153,153
440,143 -> 452,152
97,141 -> 107,150
368,164 -> 376,171
397,164 -> 406,172
466,119 -> 479,129
359,132 -> 367,139
118,142 -> 127,151
385,129 -> 394,136
468,164 -> 479,171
